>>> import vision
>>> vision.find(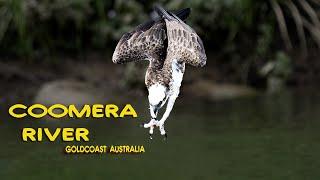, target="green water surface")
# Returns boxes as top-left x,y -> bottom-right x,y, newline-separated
0,91 -> 319,180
